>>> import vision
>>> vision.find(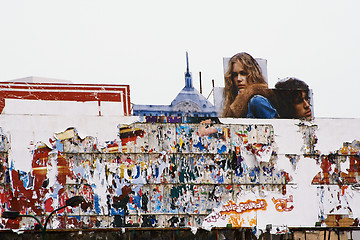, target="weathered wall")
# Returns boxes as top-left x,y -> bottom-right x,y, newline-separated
1,114 -> 360,237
